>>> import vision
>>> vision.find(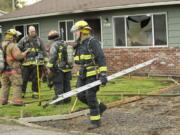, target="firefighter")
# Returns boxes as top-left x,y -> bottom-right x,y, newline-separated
18,26 -> 47,98
0,29 -> 29,105
71,20 -> 108,130
47,30 -> 72,104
